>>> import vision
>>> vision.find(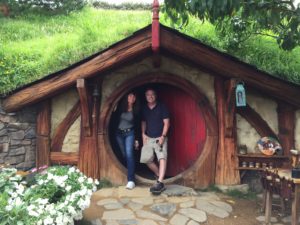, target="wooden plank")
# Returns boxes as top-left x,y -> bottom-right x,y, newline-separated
292,185 -> 300,225
160,28 -> 300,108
36,101 -> 51,168
78,84 -> 101,179
214,77 -> 240,185
3,29 -> 152,112
277,101 -> 295,156
50,152 -> 79,165
51,101 -> 81,152
77,79 -> 91,136
237,104 -> 278,139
